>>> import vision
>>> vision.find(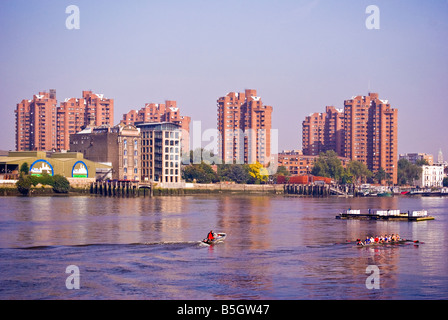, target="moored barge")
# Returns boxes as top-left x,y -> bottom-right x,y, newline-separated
336,209 -> 435,222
